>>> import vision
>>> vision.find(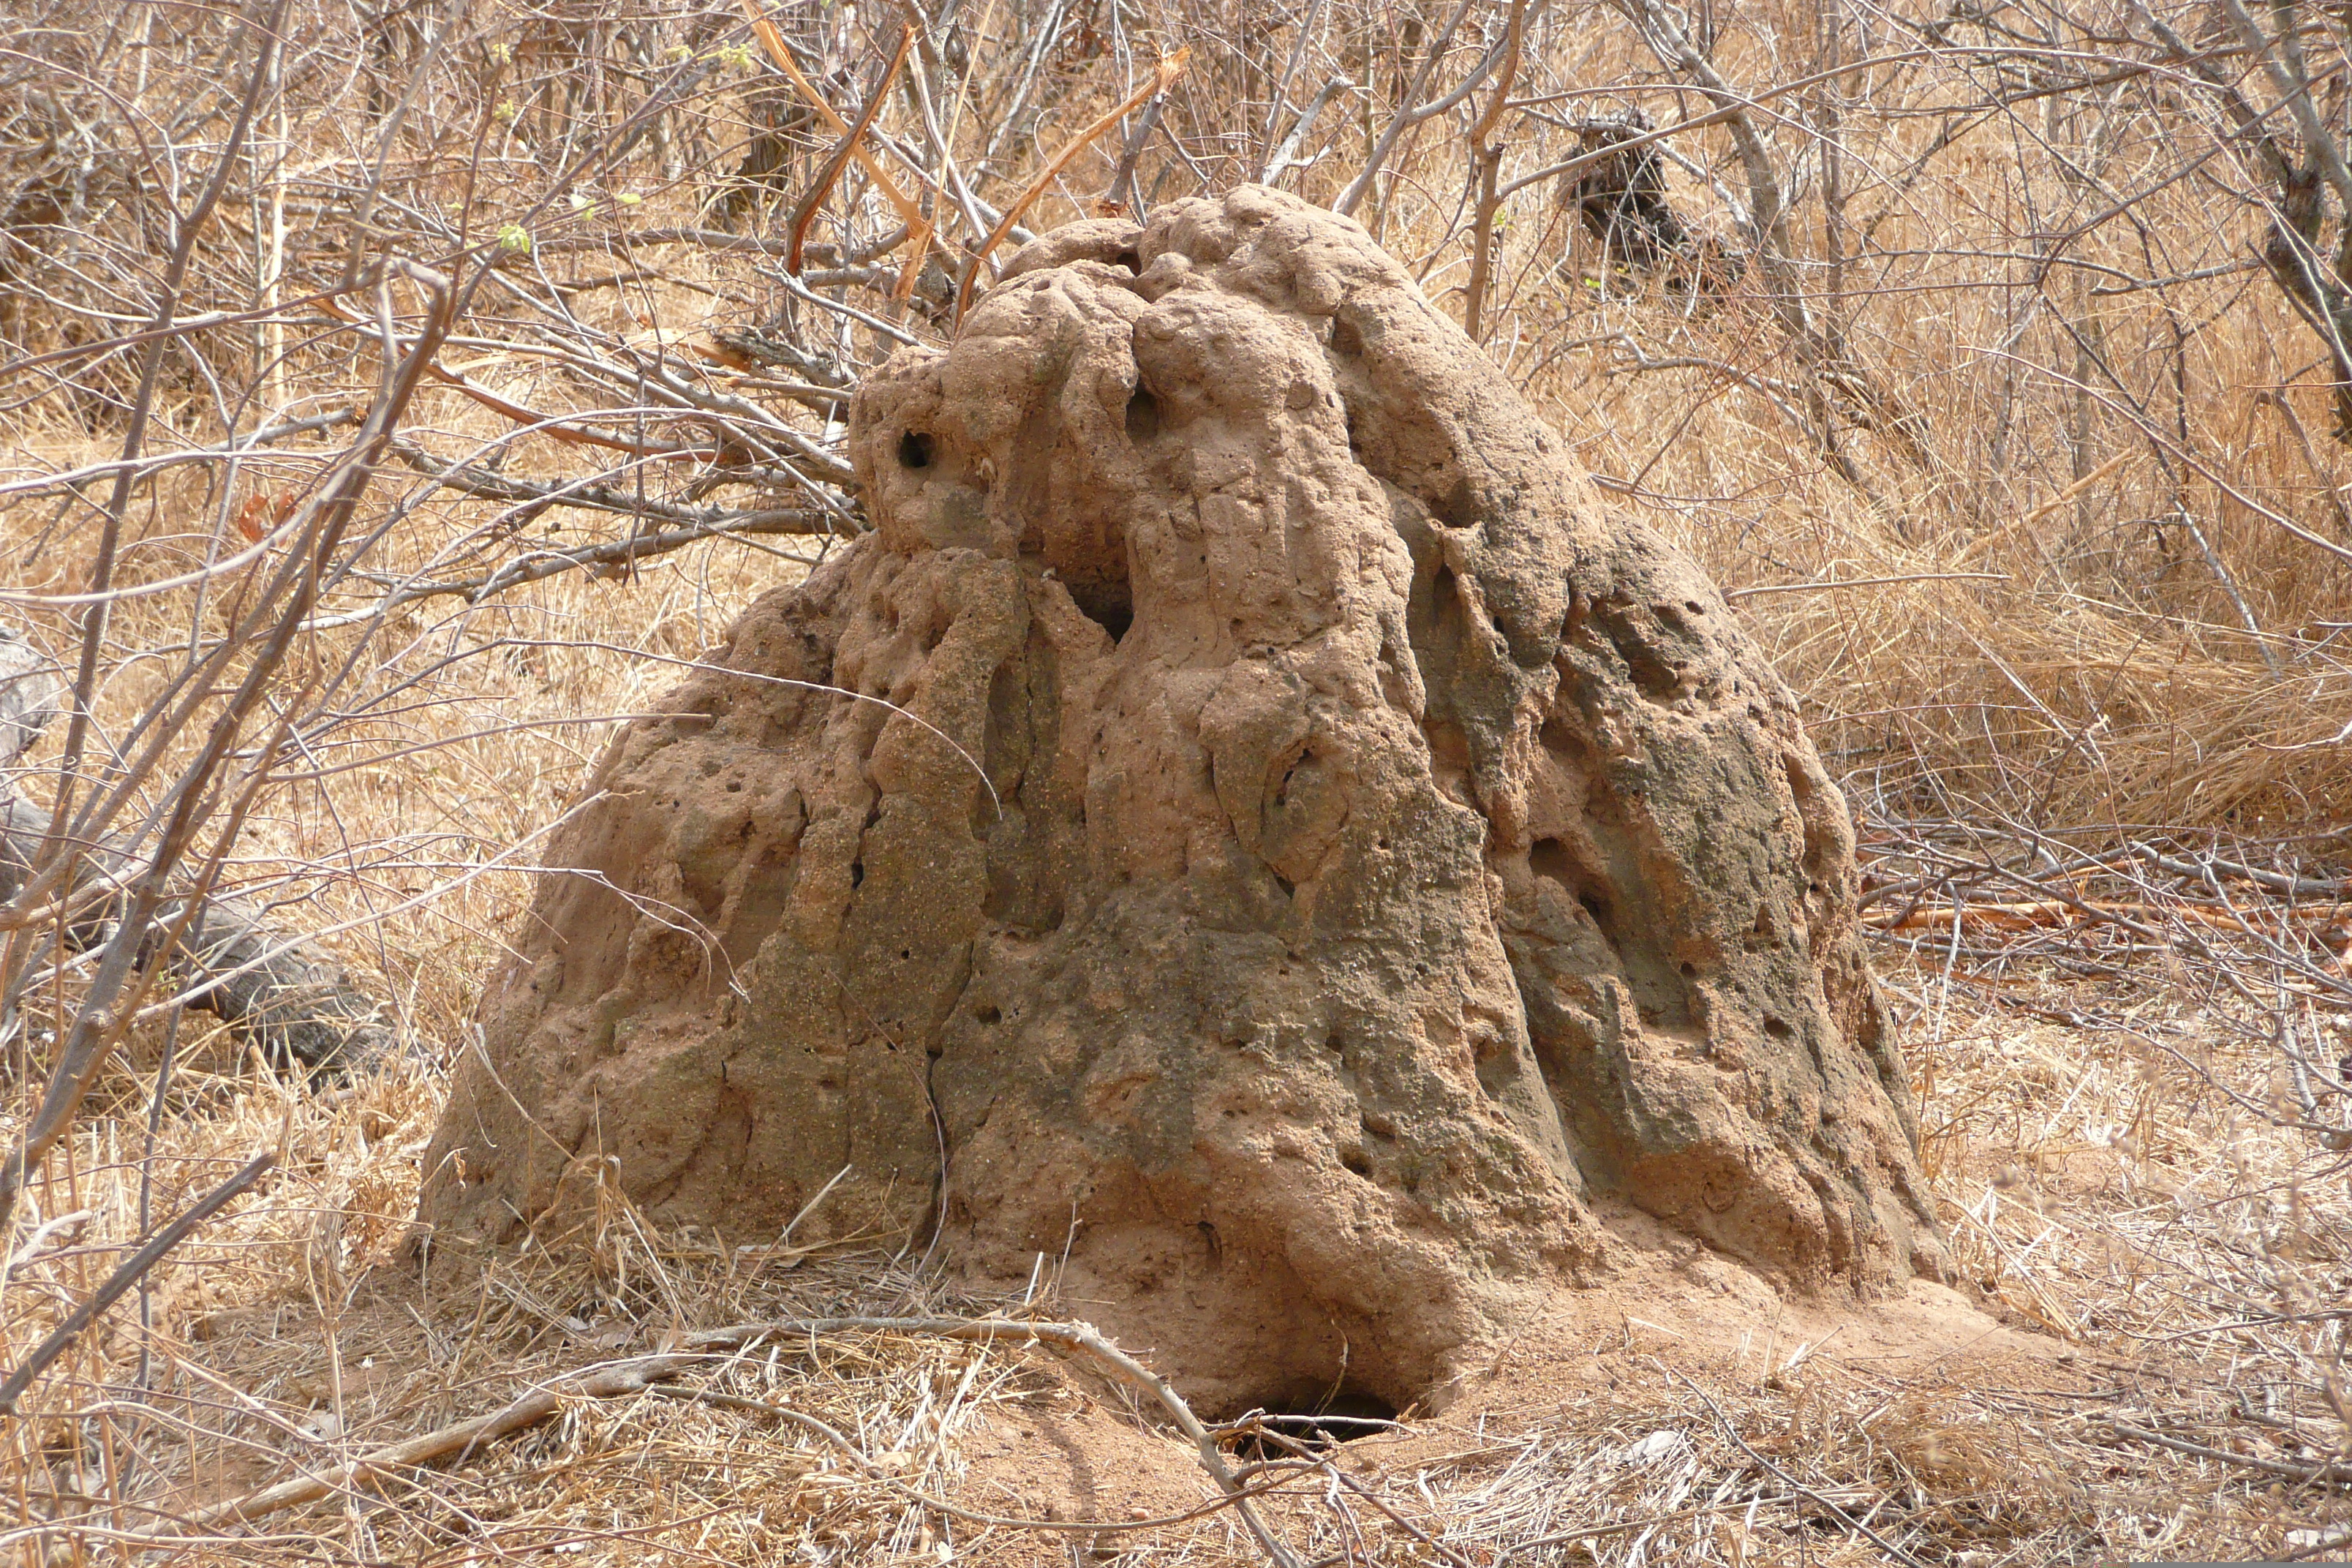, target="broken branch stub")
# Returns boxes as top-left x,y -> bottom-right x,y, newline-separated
421,189 -> 1947,1416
